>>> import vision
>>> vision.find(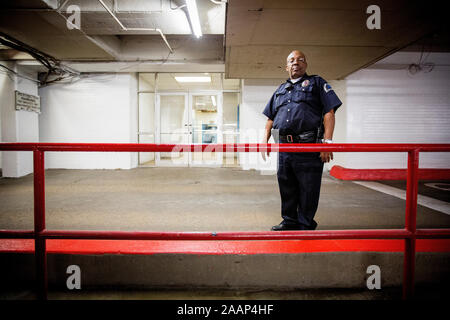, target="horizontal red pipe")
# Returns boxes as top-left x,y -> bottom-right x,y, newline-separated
330,165 -> 450,181
3,229 -> 450,241
1,239 -> 450,255
416,229 -> 450,239
0,230 -> 35,239
1,143 -> 450,153
40,229 -> 415,240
